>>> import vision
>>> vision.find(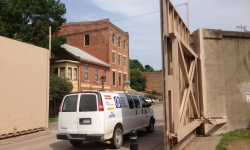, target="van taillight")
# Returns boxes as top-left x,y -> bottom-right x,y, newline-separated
98,100 -> 104,111
59,102 -> 62,112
